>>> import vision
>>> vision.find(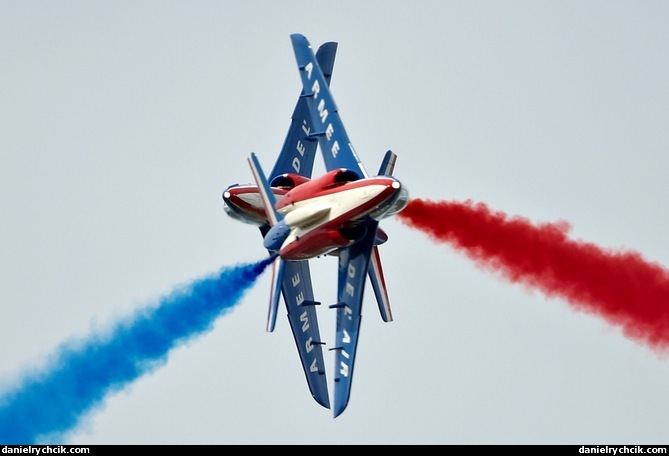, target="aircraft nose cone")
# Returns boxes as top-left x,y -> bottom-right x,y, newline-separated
263,221 -> 291,252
